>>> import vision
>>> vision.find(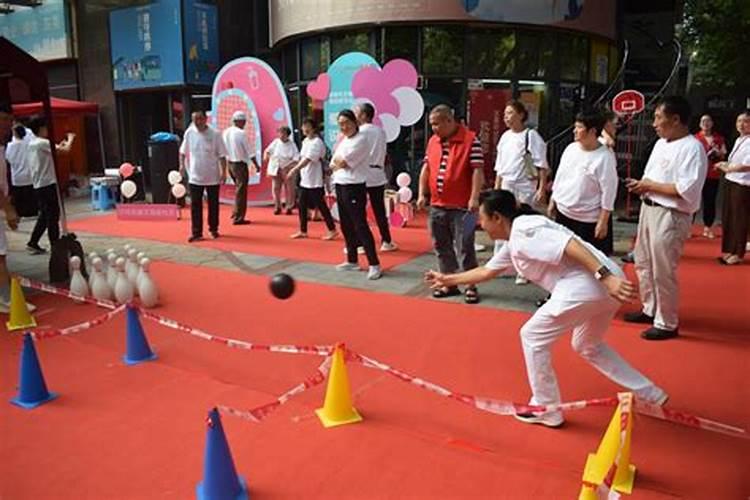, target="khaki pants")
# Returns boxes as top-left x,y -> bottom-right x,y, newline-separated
228,161 -> 248,222
633,203 -> 691,330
